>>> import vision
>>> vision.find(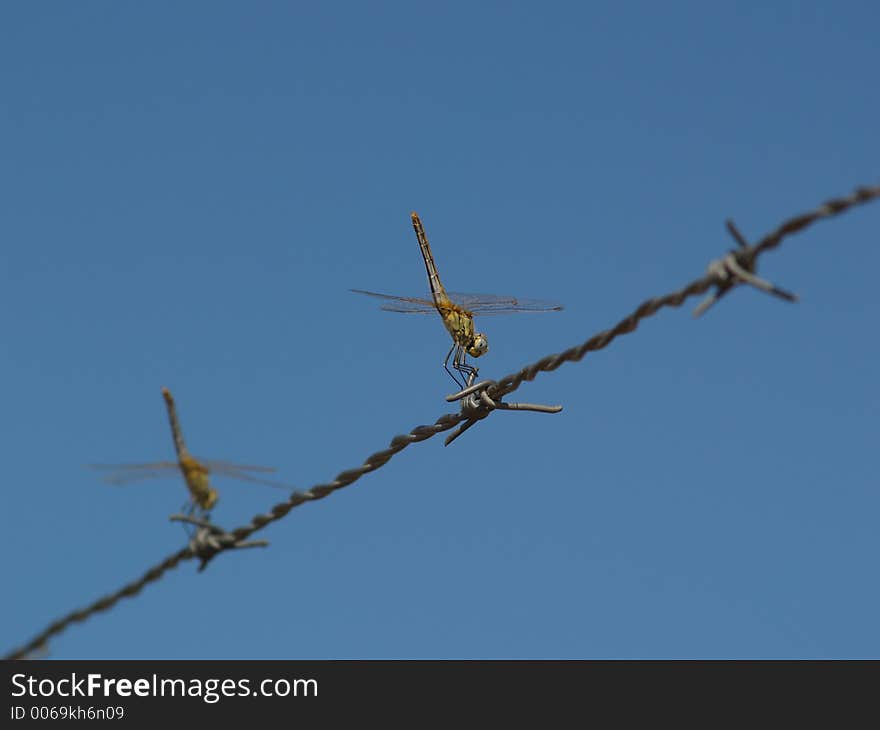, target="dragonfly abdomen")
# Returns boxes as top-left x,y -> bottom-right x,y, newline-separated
411,212 -> 447,306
